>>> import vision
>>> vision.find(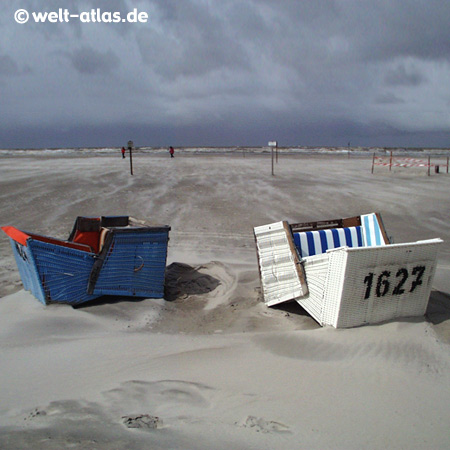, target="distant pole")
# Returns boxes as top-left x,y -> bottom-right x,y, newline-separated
428,155 -> 431,176
128,140 -> 134,176
389,151 -> 393,171
271,147 -> 274,175
268,141 -> 277,176
447,156 -> 449,174
371,152 -> 375,174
